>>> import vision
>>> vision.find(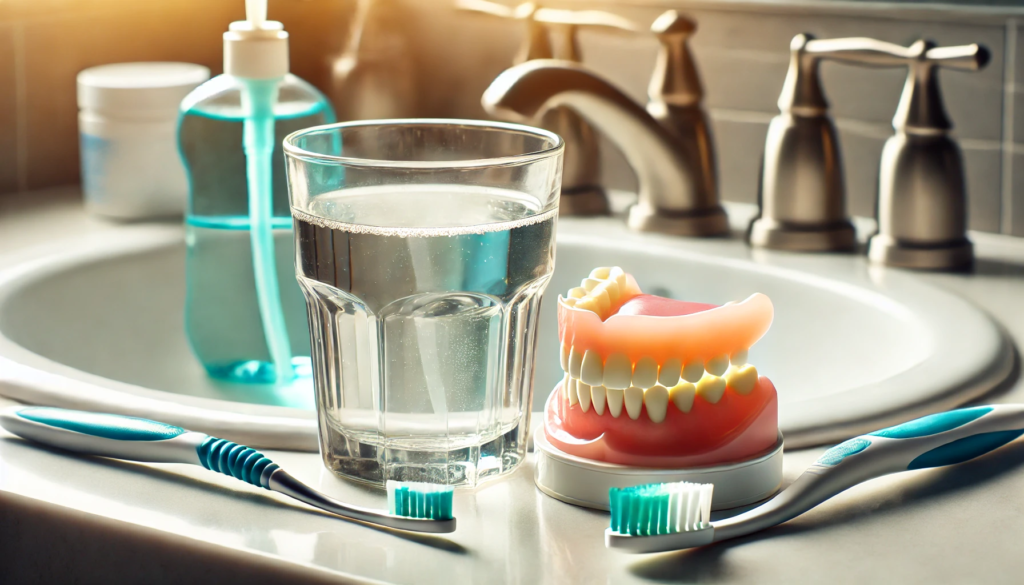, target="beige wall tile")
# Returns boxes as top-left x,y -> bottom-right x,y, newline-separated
17,0 -> 345,192
1012,152 -> 1024,236
835,127 -> 886,219
709,115 -> 768,206
21,1 -> 237,190
404,3 -> 521,119
962,146 -> 1002,233
0,25 -> 18,195
0,0 -> 1016,237
274,0 -> 352,97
